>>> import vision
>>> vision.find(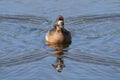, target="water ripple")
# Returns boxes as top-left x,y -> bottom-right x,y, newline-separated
65,53 -> 120,67
66,14 -> 120,25
0,51 -> 48,67
0,15 -> 51,25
